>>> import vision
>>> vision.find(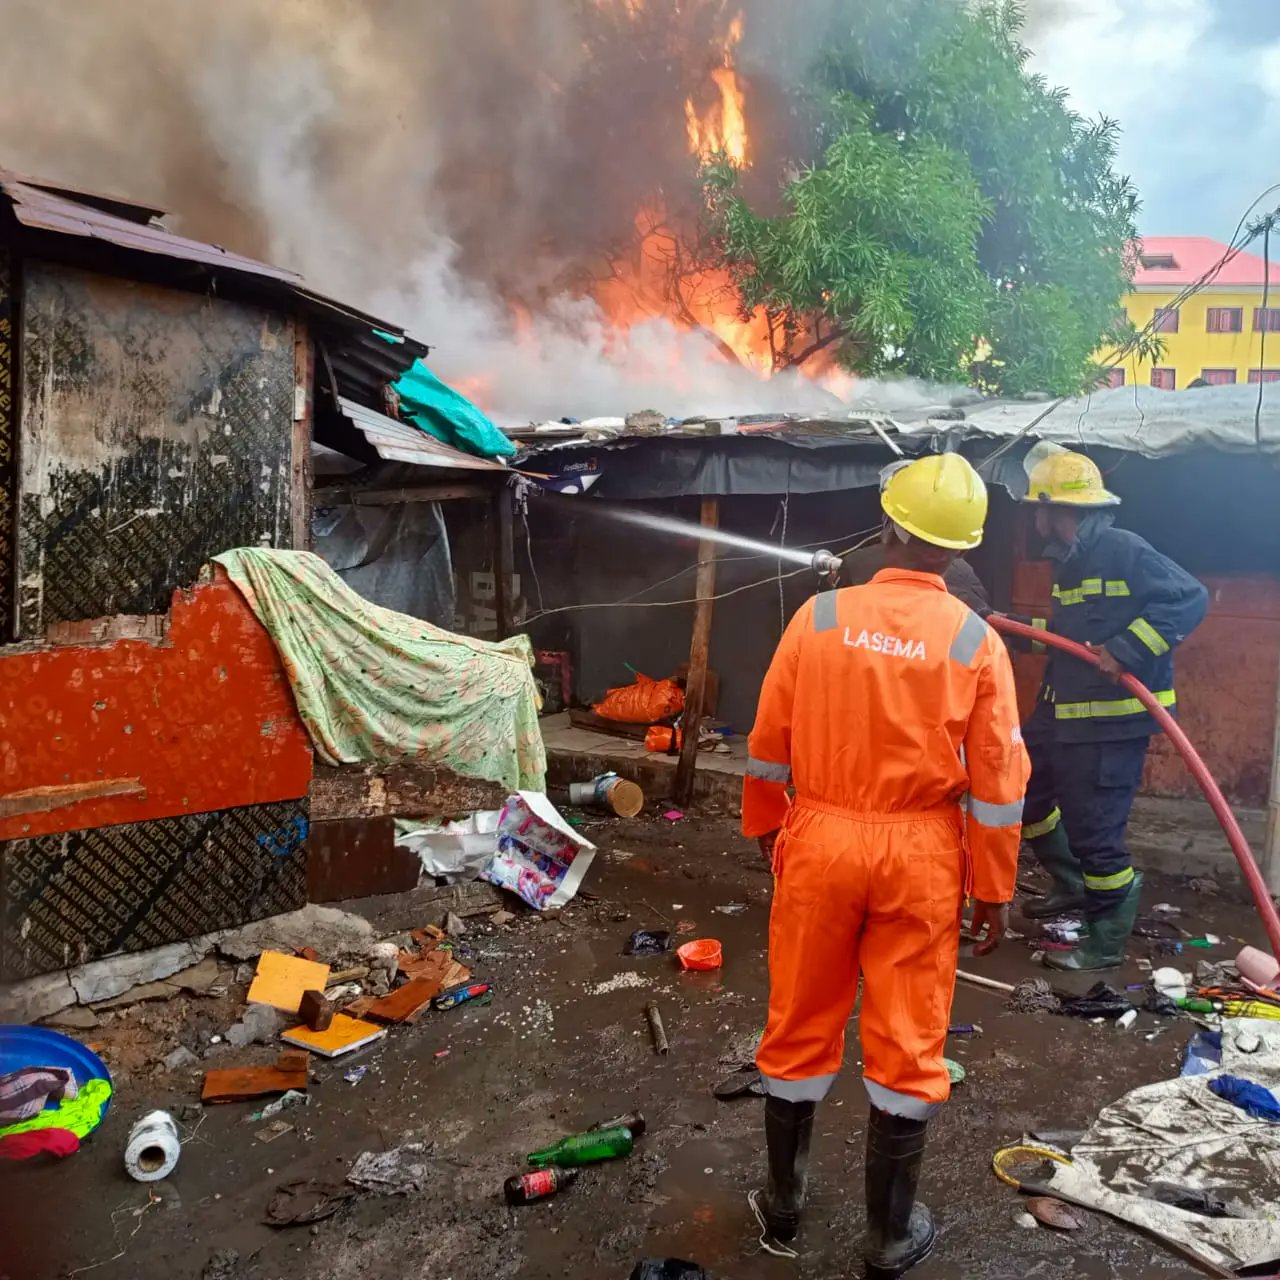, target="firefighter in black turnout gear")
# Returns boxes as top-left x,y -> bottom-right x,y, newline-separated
1010,448 -> 1207,971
